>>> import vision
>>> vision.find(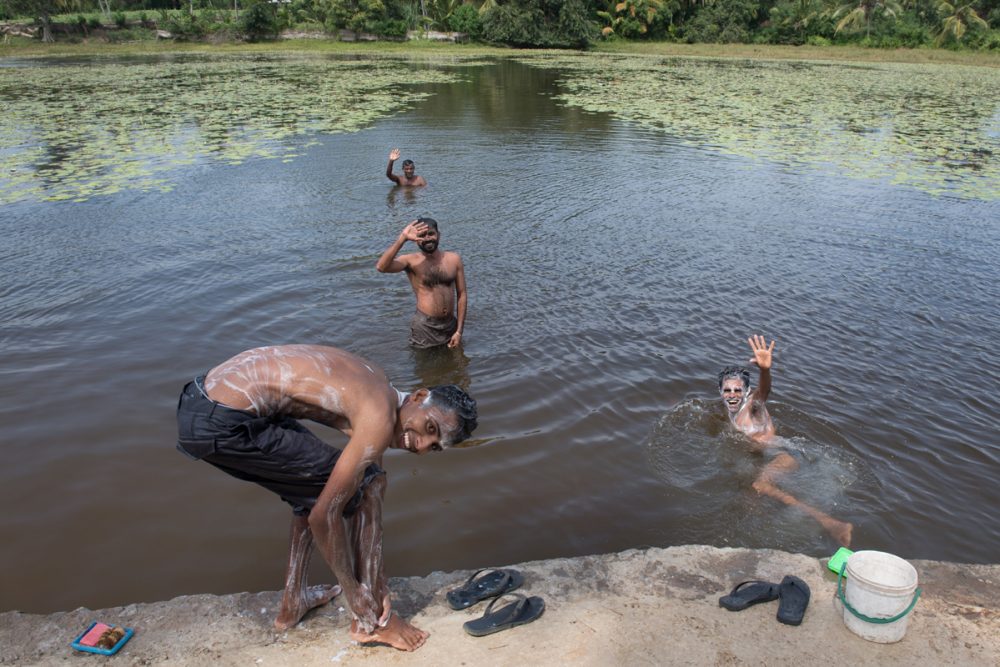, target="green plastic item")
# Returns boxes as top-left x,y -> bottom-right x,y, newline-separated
827,547 -> 854,576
